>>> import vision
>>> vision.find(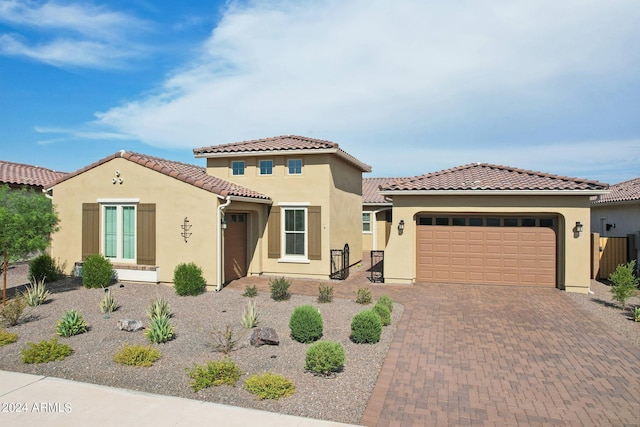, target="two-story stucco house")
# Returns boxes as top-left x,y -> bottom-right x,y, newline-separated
47,136 -> 370,290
